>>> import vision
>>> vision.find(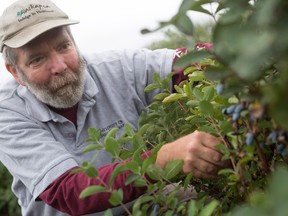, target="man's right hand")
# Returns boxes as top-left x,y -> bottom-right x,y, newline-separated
155,130 -> 230,179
